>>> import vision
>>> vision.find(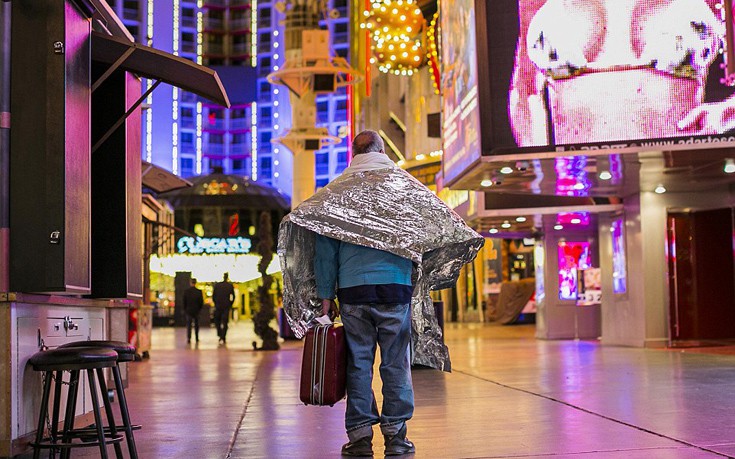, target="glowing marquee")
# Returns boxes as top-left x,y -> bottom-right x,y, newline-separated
177,236 -> 252,254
